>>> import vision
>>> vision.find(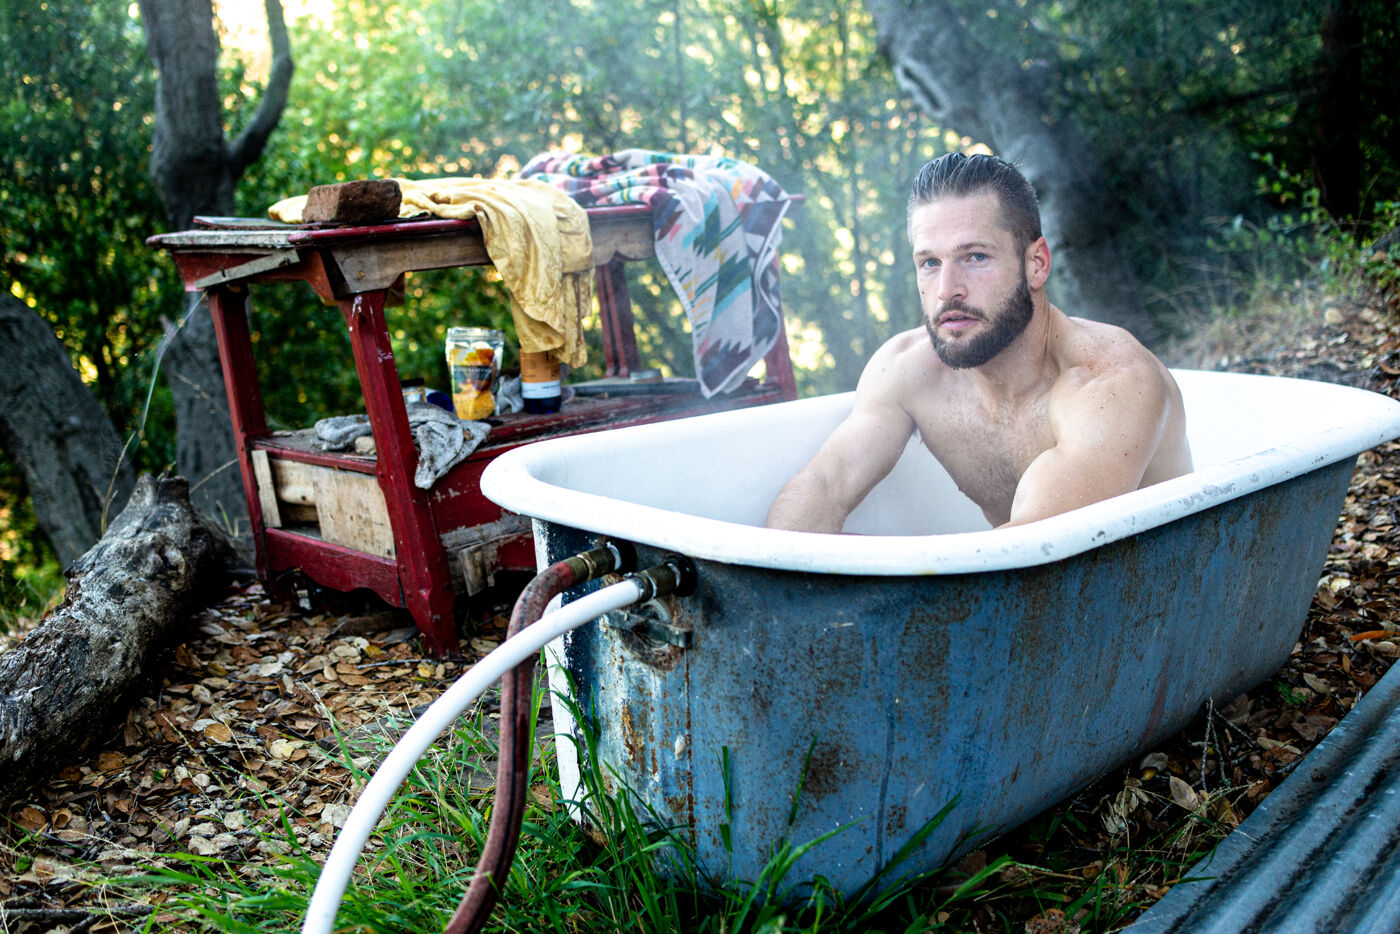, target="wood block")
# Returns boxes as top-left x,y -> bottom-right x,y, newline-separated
302,179 -> 402,225
314,468 -> 395,558
269,458 -> 319,505
250,449 -> 284,528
